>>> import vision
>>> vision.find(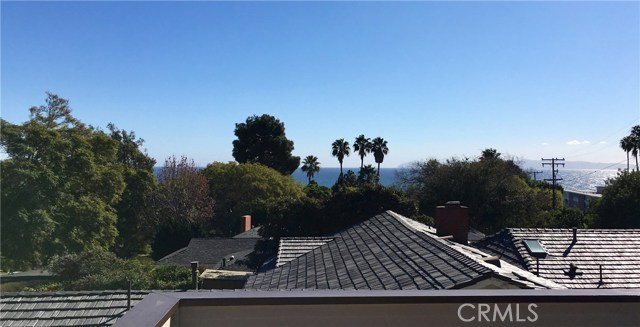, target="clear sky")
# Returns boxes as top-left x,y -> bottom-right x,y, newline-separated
2,1 -> 639,168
